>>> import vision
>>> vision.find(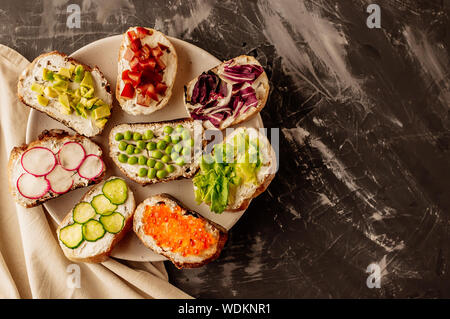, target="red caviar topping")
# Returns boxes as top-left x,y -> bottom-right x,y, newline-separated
142,204 -> 217,256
